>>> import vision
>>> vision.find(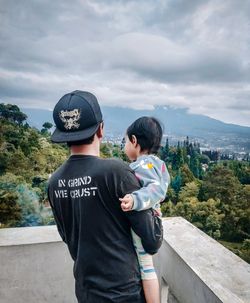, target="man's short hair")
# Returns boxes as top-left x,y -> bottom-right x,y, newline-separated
67,134 -> 95,147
